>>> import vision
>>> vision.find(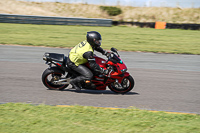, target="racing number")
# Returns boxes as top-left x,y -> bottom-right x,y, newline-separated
75,41 -> 86,53
79,41 -> 86,48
